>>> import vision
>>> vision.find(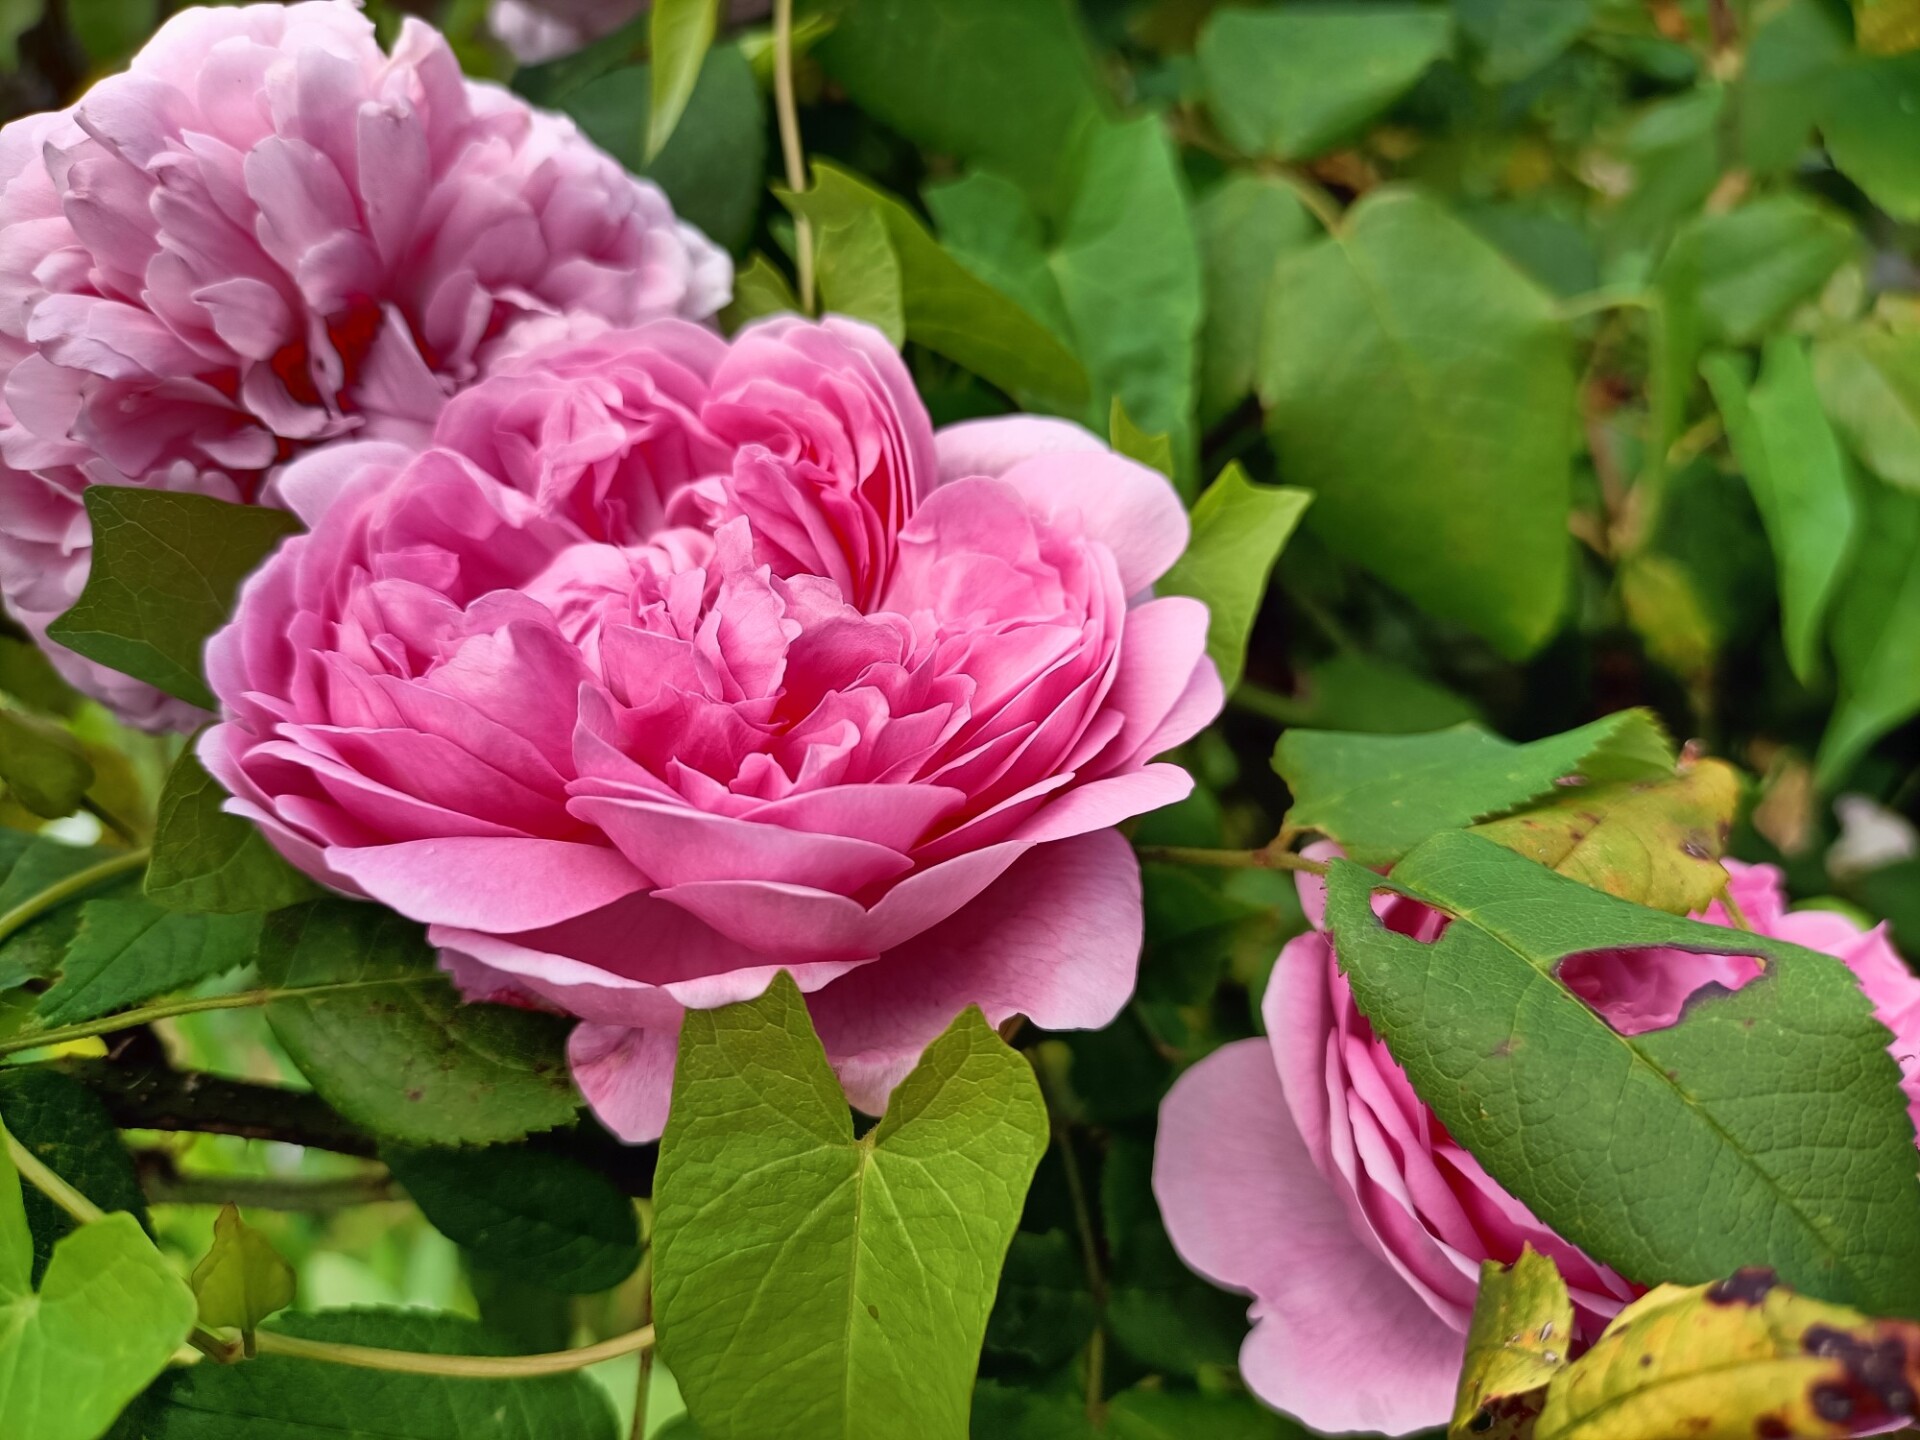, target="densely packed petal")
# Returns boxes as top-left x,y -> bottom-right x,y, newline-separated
0,0 -> 729,726
1152,852 -> 1920,1435
203,314 -> 1219,1140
